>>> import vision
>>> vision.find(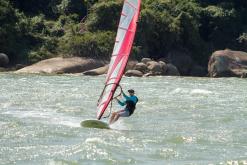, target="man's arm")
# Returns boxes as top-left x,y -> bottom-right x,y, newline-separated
116,98 -> 126,106
122,92 -> 130,100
